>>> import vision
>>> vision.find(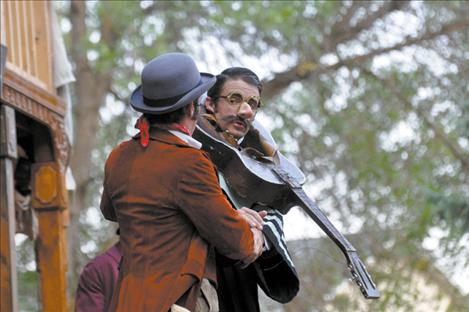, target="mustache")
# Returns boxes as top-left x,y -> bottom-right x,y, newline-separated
221,115 -> 252,128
